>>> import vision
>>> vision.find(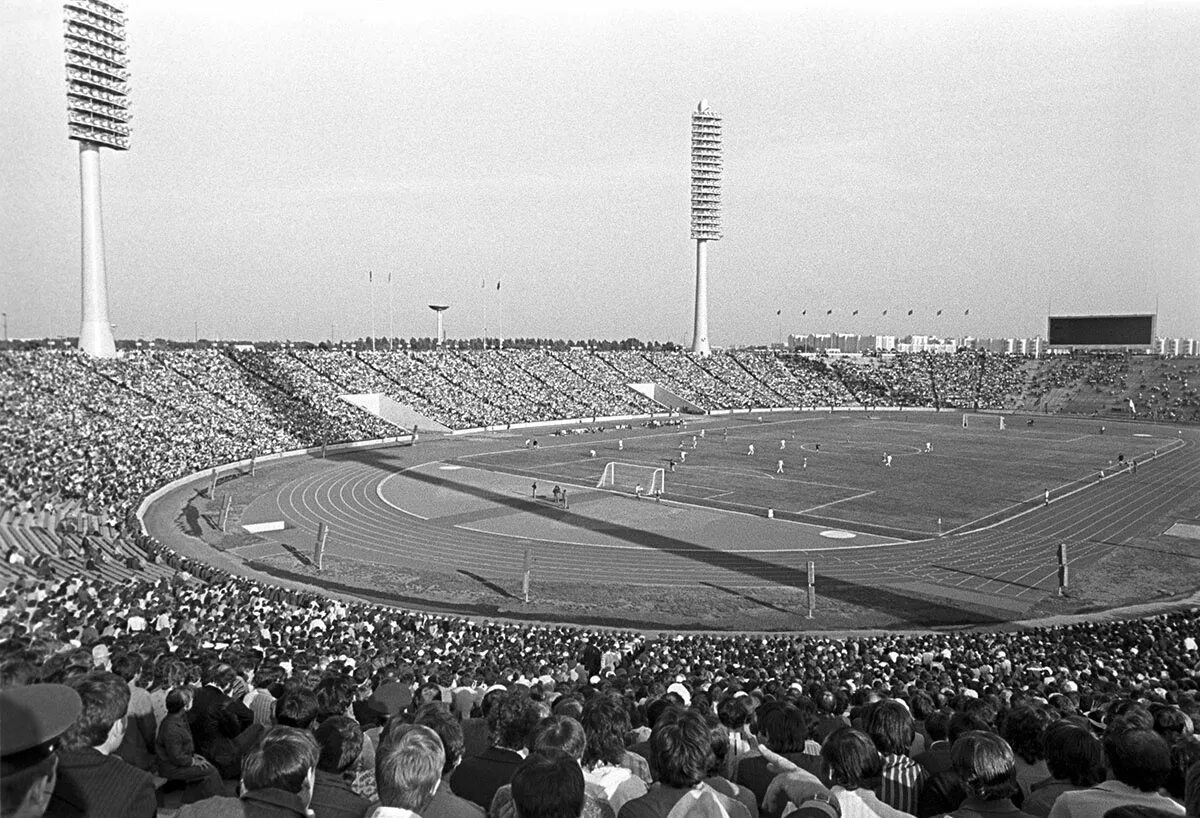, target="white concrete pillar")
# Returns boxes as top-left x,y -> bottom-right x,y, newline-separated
78,142 -> 116,358
691,239 -> 710,355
